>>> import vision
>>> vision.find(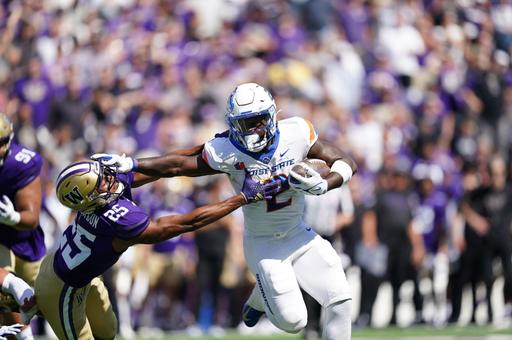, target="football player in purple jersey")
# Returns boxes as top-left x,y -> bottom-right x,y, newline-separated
34,159 -> 284,340
0,113 -> 45,340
